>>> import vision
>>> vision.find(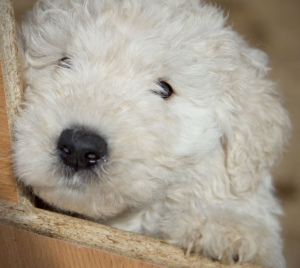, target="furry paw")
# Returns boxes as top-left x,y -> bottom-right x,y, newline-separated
195,225 -> 256,265
163,212 -> 285,268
